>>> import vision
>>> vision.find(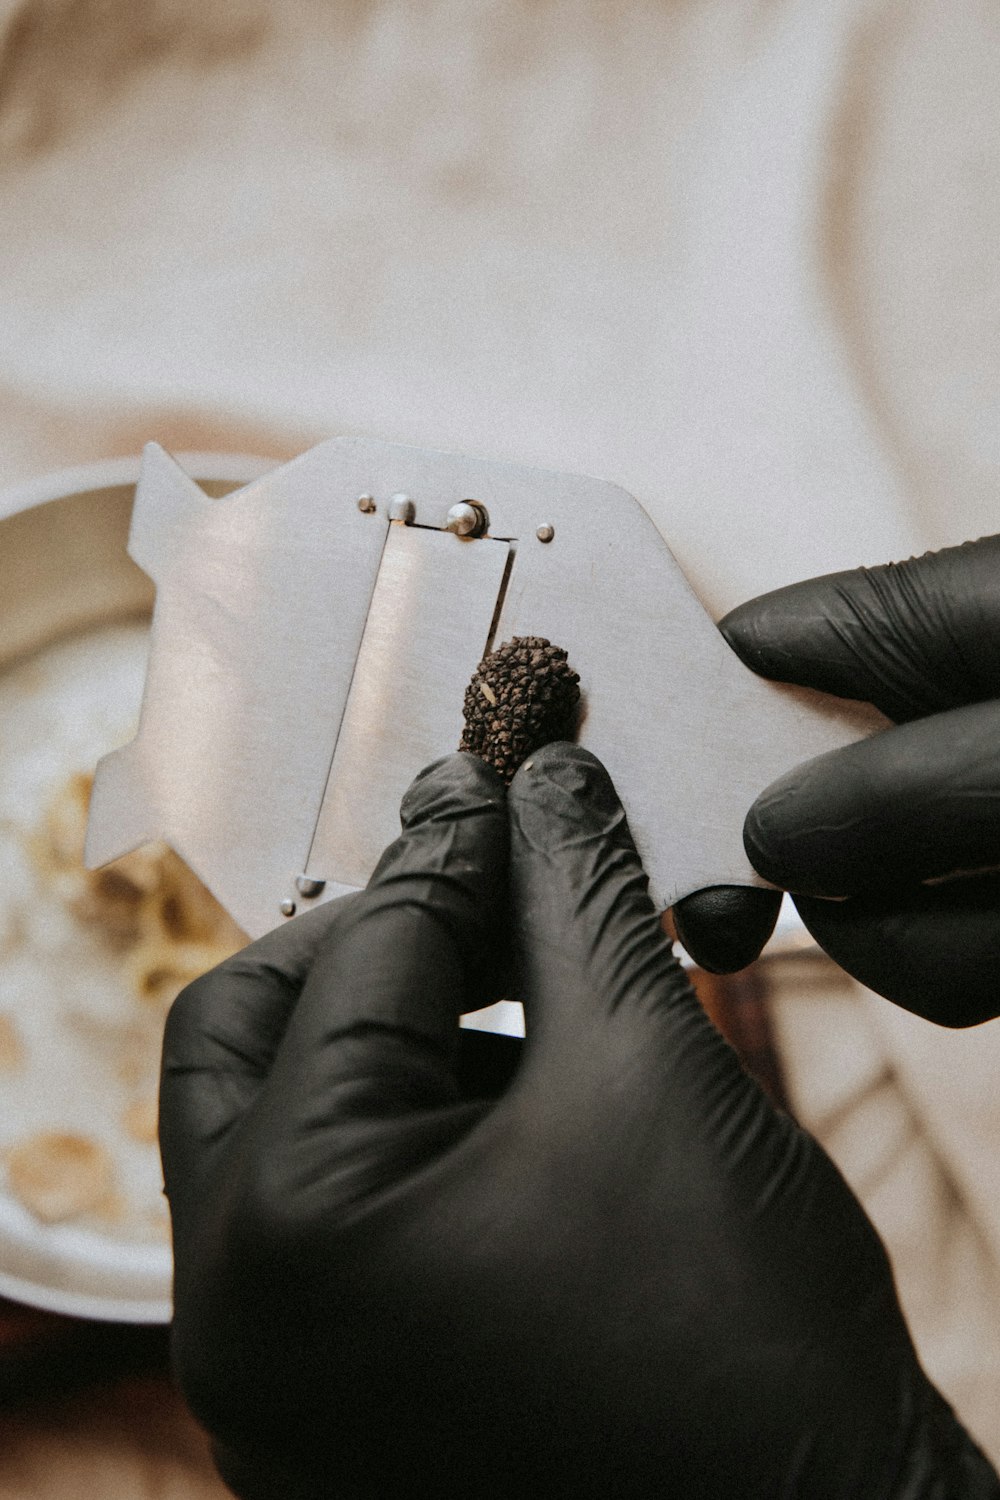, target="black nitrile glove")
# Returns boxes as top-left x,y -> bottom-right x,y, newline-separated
674,535 -> 1000,1025
160,745 -> 998,1499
